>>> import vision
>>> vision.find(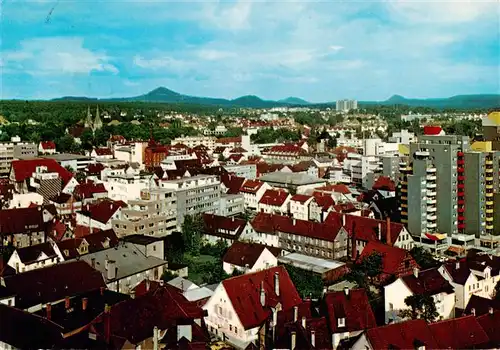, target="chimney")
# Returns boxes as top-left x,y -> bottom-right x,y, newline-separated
232,216 -> 235,222
153,326 -> 159,350
146,278 -> 151,291
82,297 -> 88,311
488,307 -> 494,315
106,260 -> 116,280
413,267 -> 419,278
291,331 -> 297,350
293,306 -> 298,322
344,286 -> 350,297
322,286 -> 327,297
159,280 -> 164,287
260,282 -> 266,307
386,217 -> 392,245
311,330 -> 316,348
456,260 -> 460,270
46,303 -> 52,320
377,222 -> 382,241
301,316 -> 306,329
104,304 -> 111,344
293,218 -> 296,225
471,308 -> 476,316
91,258 -> 96,269
342,214 -> 346,227
100,286 -> 105,296
274,271 -> 280,297
65,296 -> 70,309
